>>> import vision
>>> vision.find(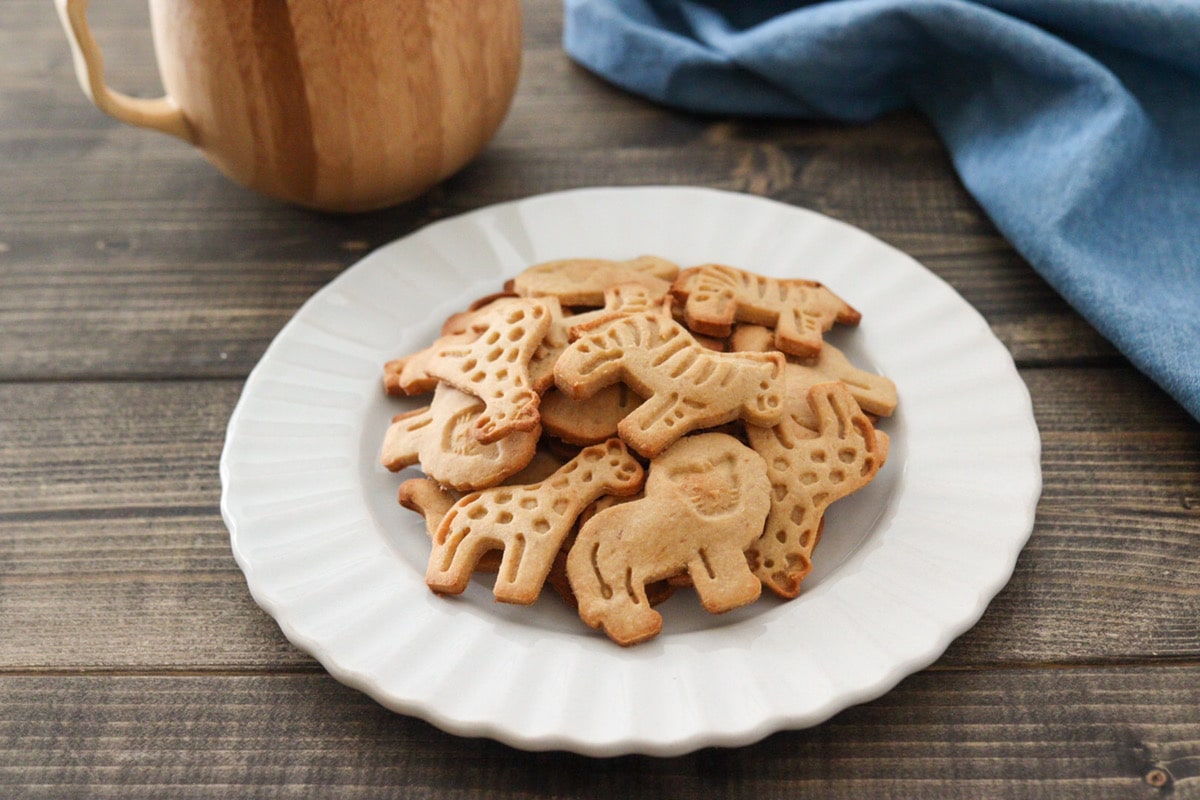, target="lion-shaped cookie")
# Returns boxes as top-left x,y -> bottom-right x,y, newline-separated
567,432 -> 771,646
